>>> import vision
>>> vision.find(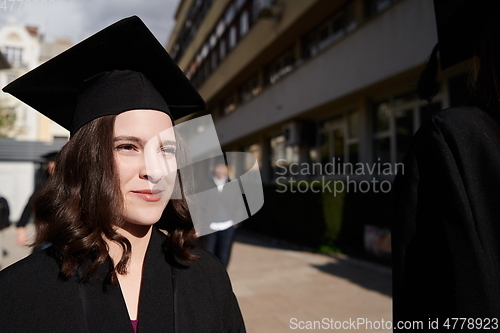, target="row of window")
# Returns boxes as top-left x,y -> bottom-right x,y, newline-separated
302,0 -> 357,60
171,0 -> 214,63
214,0 -> 402,118
242,84 -> 448,182
187,0 -> 256,88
